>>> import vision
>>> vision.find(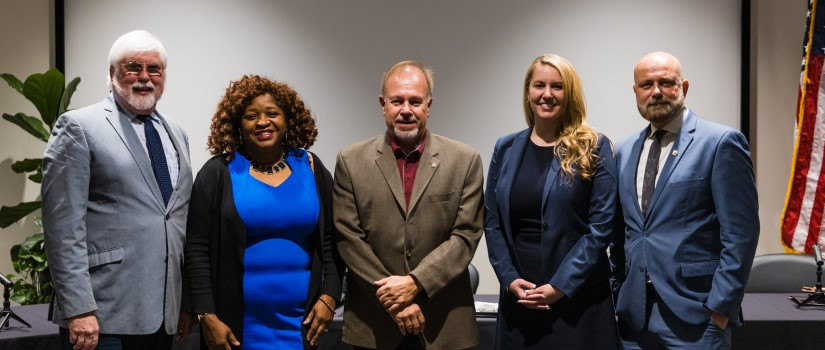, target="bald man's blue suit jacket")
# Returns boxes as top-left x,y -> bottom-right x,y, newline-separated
614,110 -> 759,331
